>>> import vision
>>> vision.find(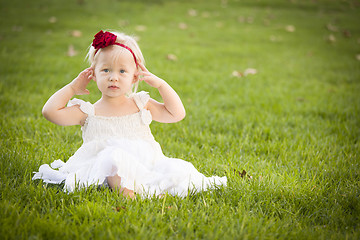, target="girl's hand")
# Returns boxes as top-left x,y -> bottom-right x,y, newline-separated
136,64 -> 165,89
69,67 -> 93,95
